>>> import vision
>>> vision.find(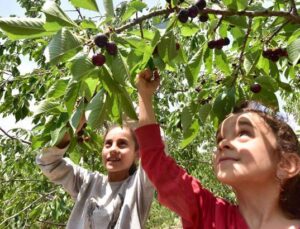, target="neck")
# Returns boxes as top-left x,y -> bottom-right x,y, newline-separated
233,180 -> 295,229
108,170 -> 129,182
